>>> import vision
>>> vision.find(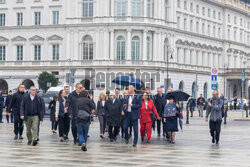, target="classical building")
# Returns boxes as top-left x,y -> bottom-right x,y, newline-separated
0,0 -> 250,100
